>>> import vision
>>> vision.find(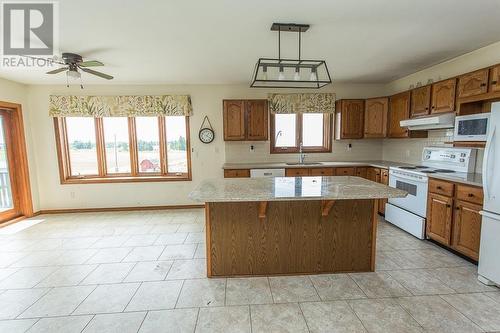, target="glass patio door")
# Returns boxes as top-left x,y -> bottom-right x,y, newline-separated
0,110 -> 19,221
